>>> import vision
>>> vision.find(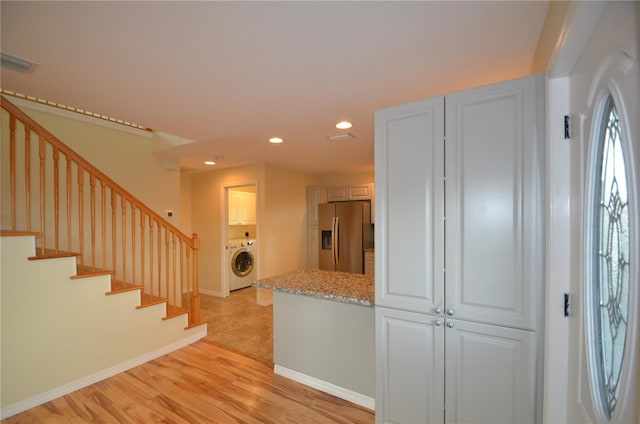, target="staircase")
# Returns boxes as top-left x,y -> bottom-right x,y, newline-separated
0,95 -> 207,418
